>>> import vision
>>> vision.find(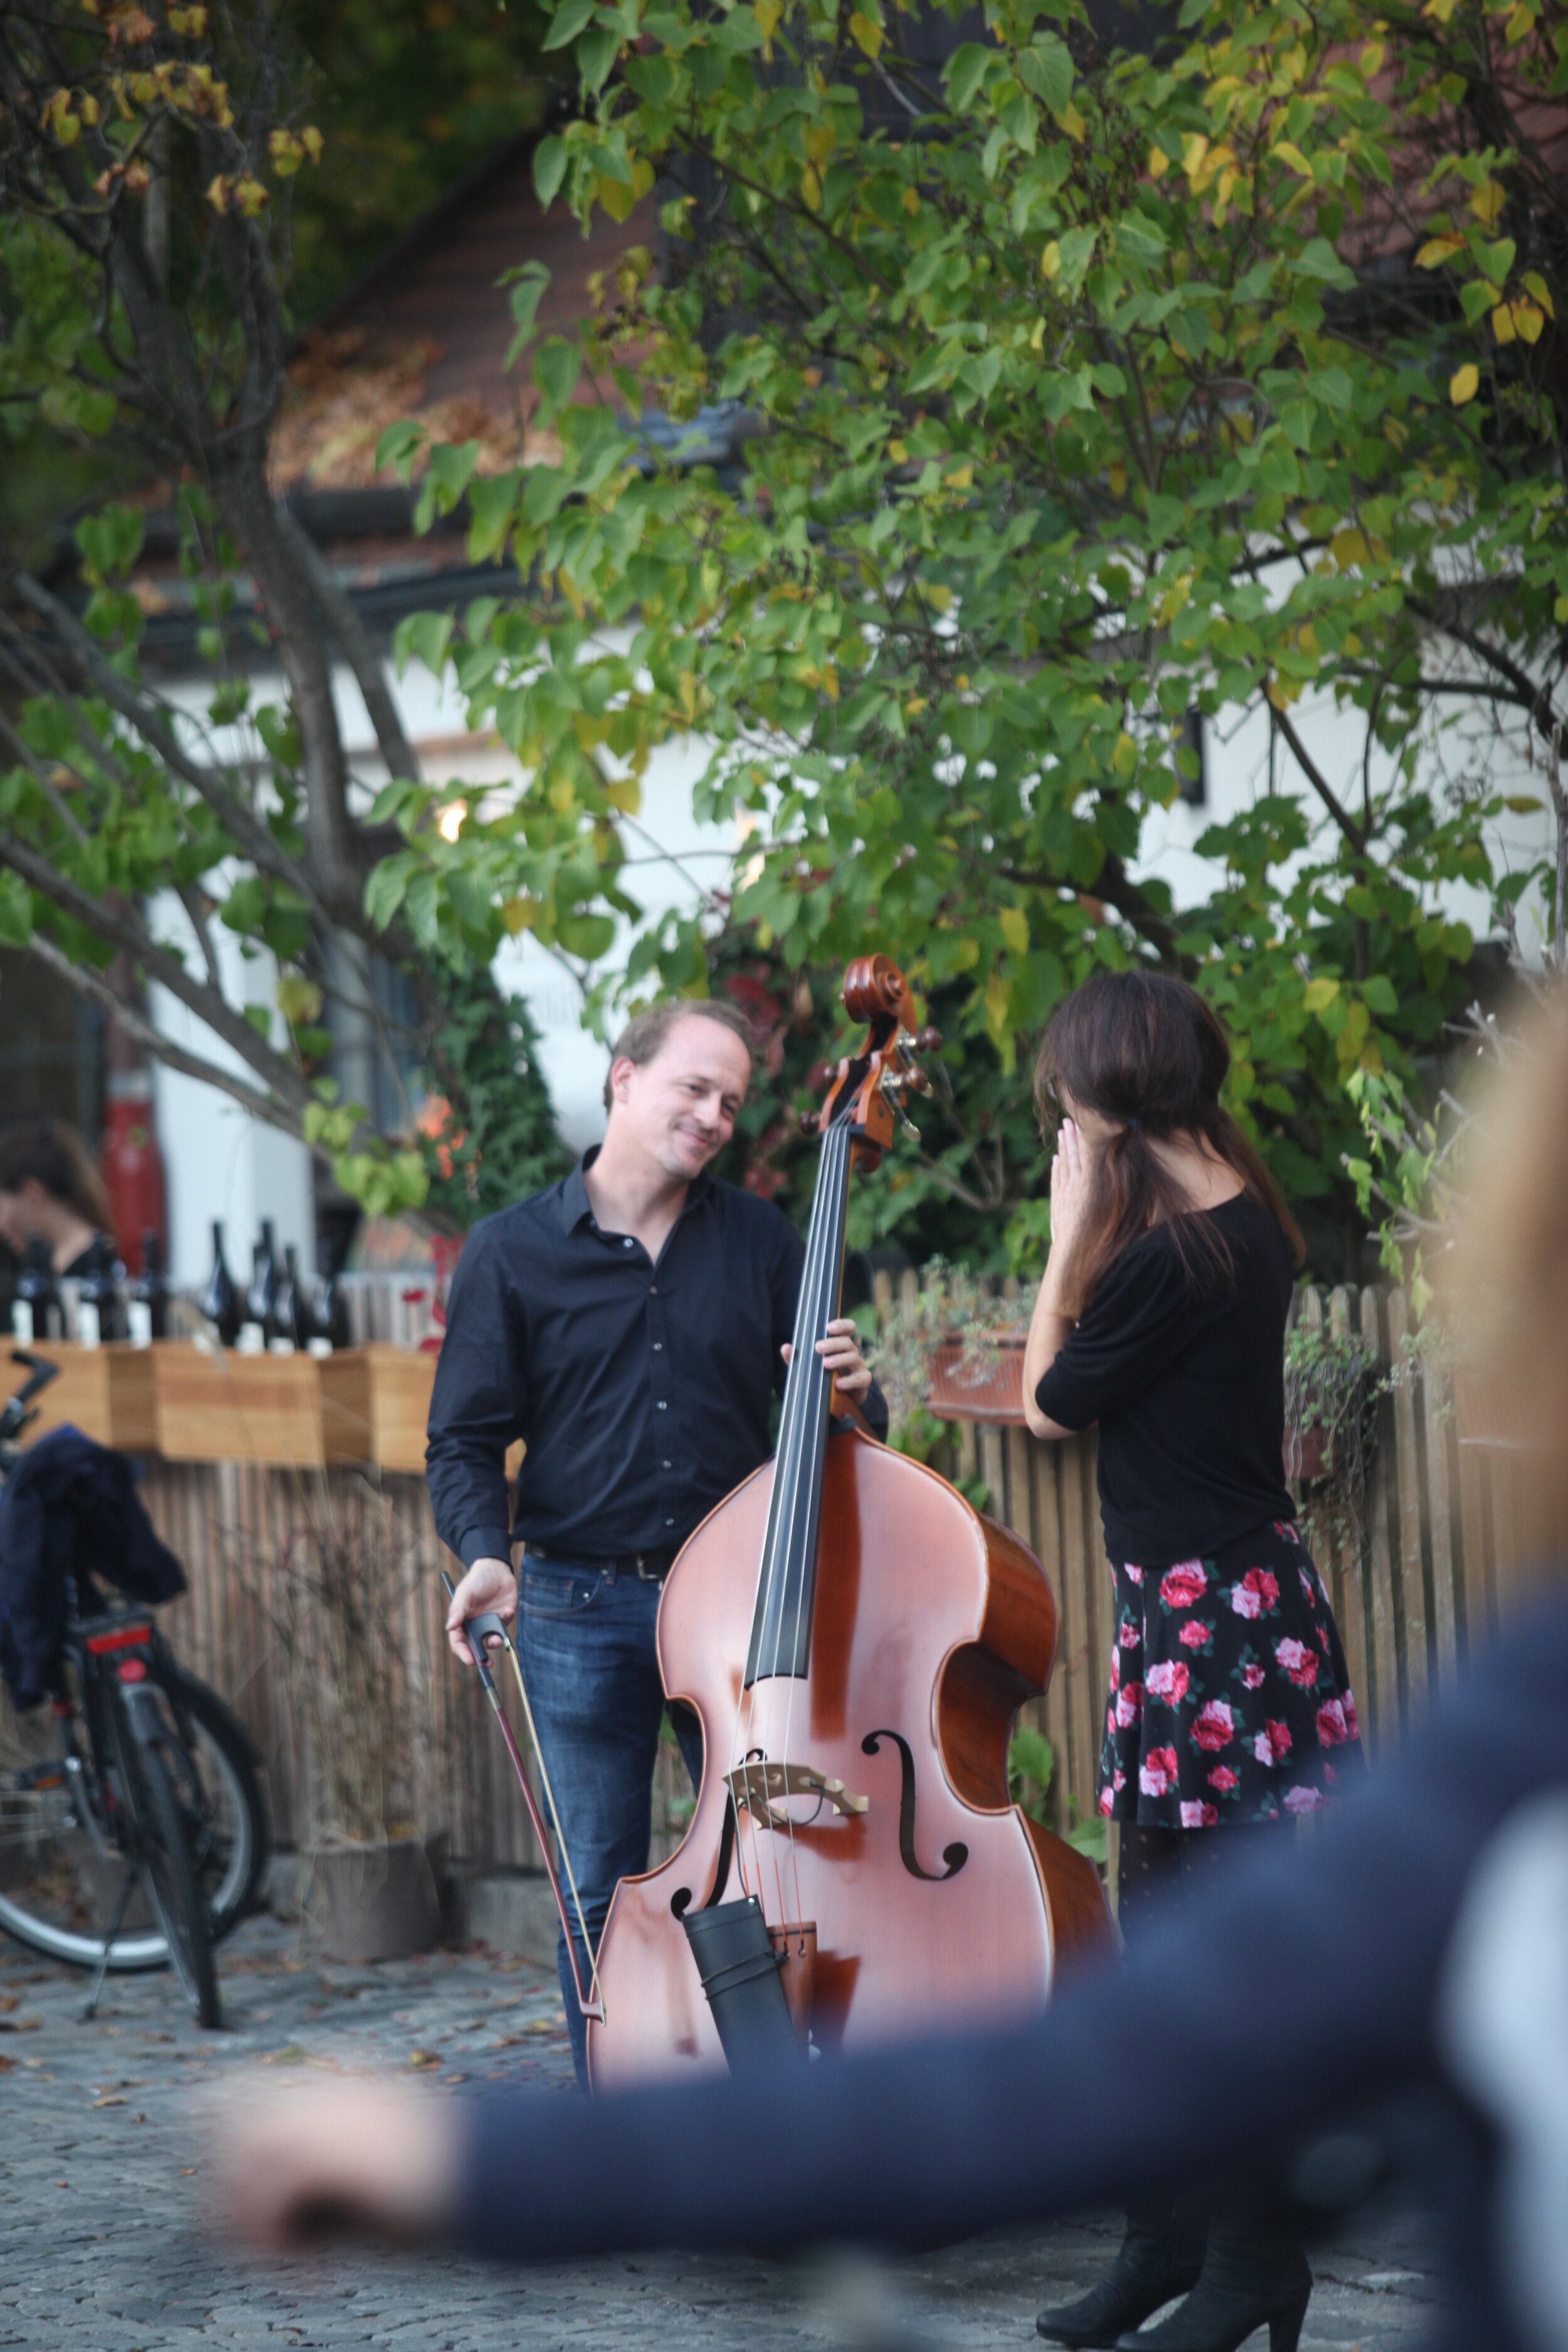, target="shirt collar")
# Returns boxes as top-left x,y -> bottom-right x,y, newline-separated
560,1147 -> 714,1236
